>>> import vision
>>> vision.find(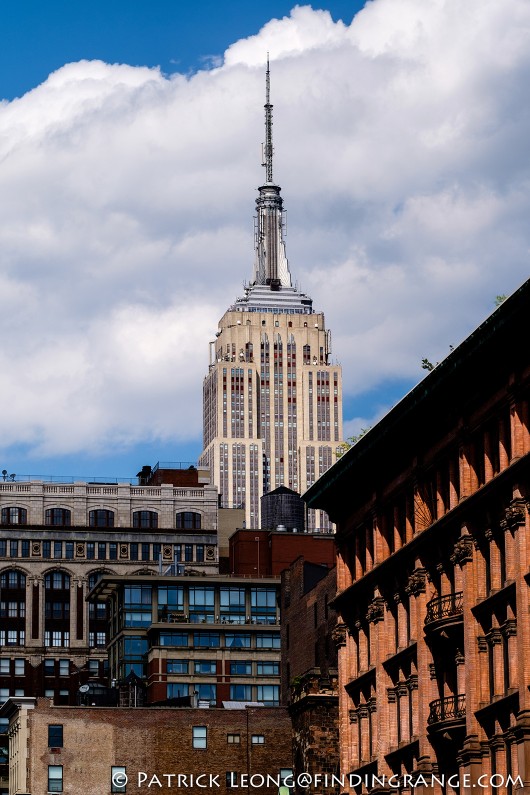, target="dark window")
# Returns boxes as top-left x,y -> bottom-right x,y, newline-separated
130,543 -> 138,561
44,659 -> 55,676
230,661 -> 252,675
53,541 -> 62,559
65,543 -> 74,560
109,543 -> 117,560
1,507 -> 27,525
45,509 -> 71,527
98,542 -> 106,560
9,540 -> 18,557
86,542 -> 95,559
196,545 -> 204,562
44,572 -> 70,590
176,512 -> 201,530
0,540 -> 5,556
48,724 -> 63,748
133,511 -> 158,529
185,545 -> 193,562
89,510 -> 114,528
174,544 -> 182,562
0,570 -> 26,588
141,544 -> 150,561
21,540 -> 30,558
152,543 -> 161,562
42,540 -> 51,558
